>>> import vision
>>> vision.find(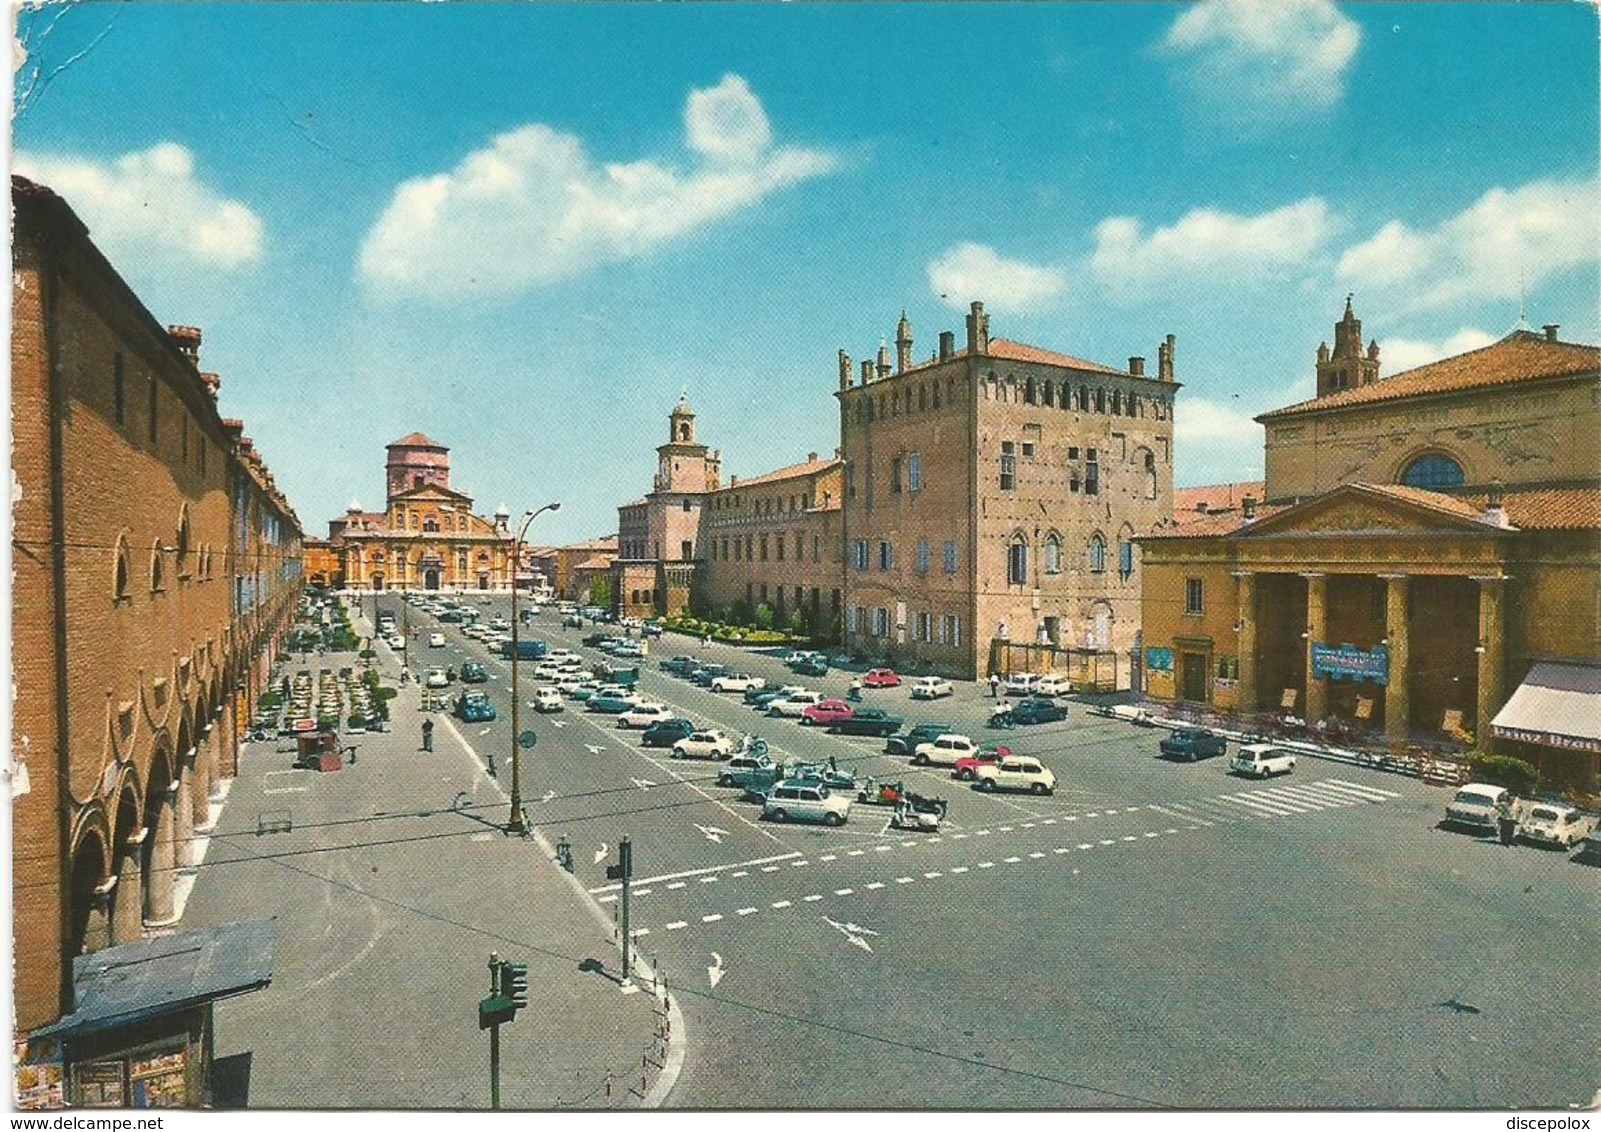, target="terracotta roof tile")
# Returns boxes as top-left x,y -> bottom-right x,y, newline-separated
571,554 -> 615,570
724,457 -> 841,491
1174,481 -> 1266,523
1348,483 -> 1489,521
388,431 -> 447,449
1142,507 -> 1291,539
1260,331 -> 1599,419
1473,487 -> 1601,530
893,338 -> 1131,380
